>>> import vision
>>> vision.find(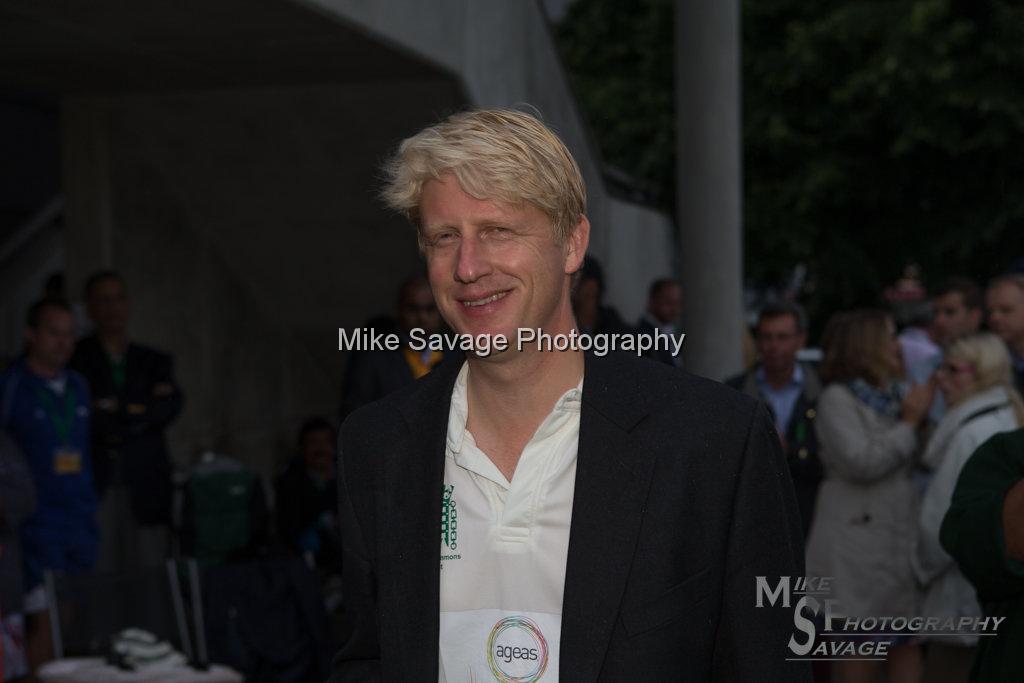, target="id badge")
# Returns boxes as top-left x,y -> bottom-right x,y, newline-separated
54,449 -> 83,475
